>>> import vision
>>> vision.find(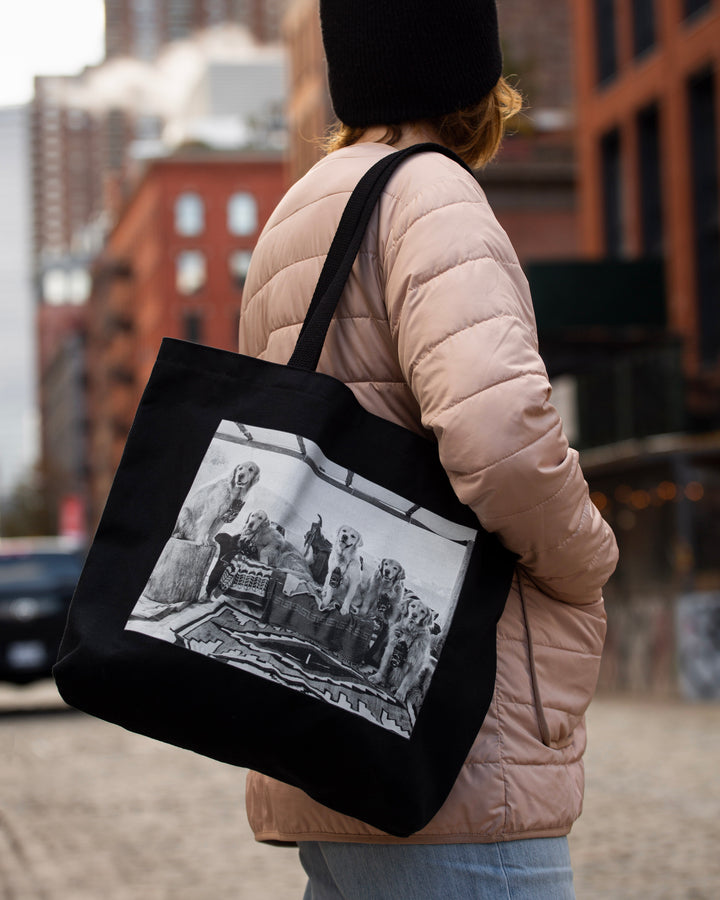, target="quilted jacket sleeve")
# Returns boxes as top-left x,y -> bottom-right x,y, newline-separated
380,165 -> 618,605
